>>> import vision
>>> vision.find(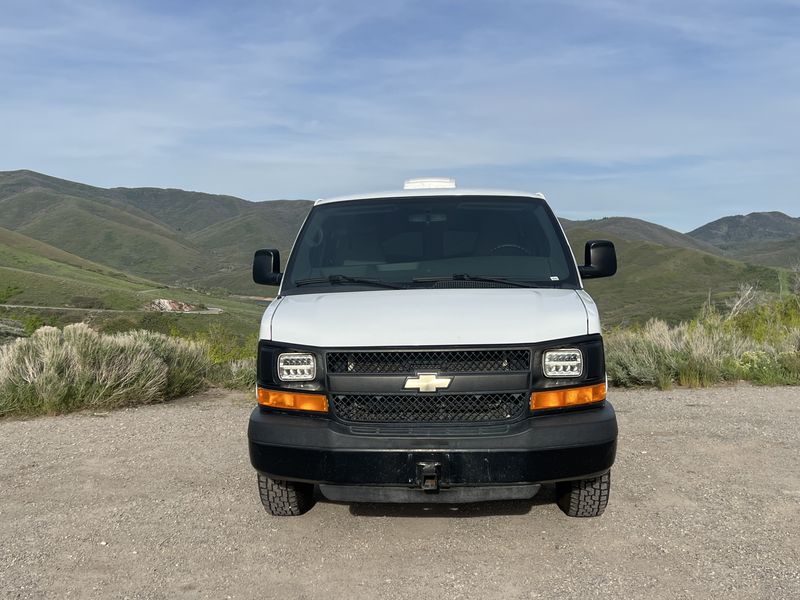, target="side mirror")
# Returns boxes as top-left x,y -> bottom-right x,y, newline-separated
579,240 -> 617,279
253,249 -> 282,285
